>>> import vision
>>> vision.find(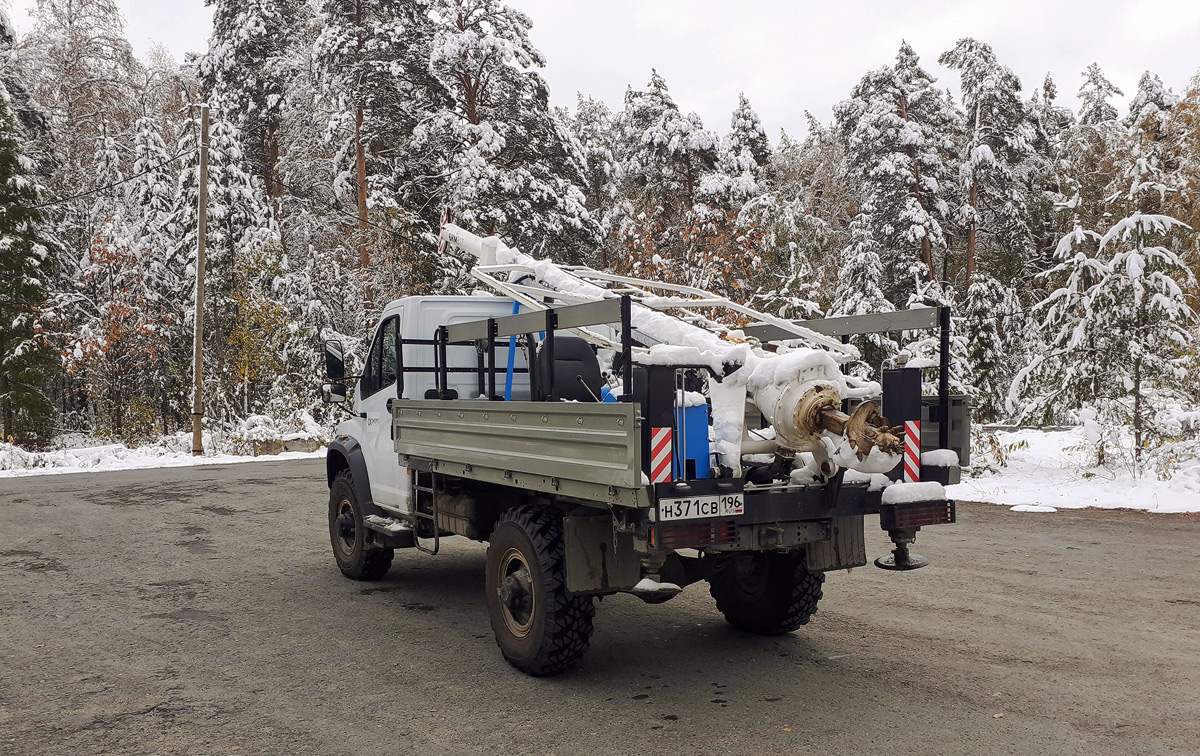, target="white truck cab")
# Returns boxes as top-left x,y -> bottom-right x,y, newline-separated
334,296 -> 531,514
